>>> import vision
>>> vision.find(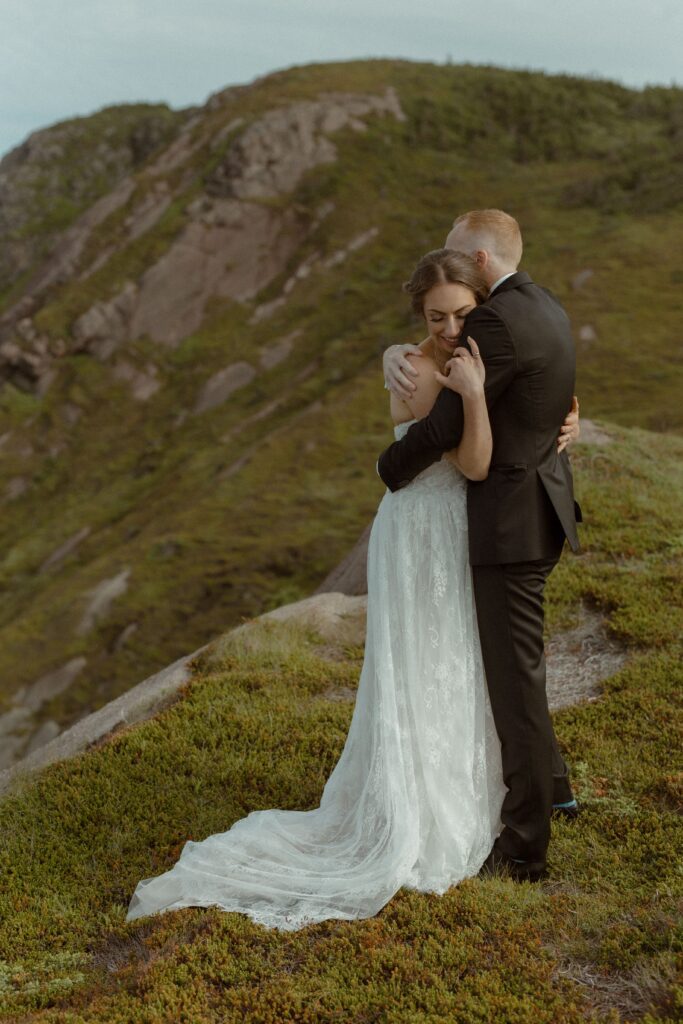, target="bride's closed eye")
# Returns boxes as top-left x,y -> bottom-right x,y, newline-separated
428,306 -> 475,323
